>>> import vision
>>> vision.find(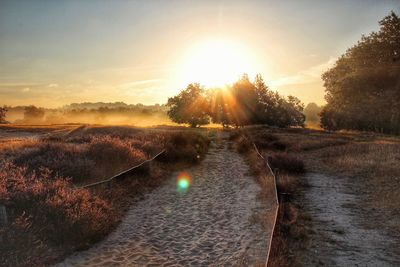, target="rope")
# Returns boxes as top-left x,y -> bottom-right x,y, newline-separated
79,149 -> 166,189
241,134 -> 279,267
